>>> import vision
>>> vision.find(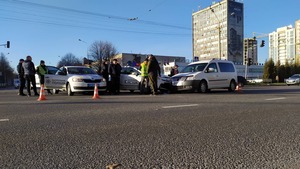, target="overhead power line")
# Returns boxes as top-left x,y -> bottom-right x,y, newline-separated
3,0 -> 191,30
